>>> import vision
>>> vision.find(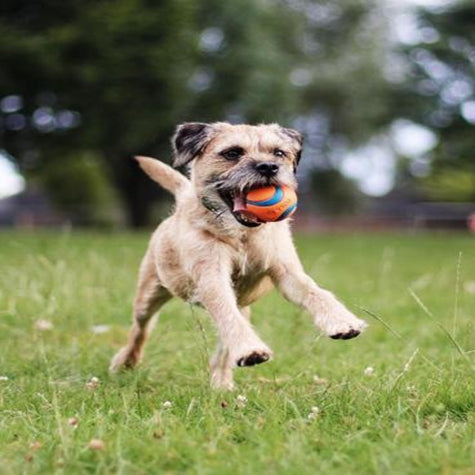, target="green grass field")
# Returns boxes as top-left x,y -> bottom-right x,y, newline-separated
0,231 -> 474,474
